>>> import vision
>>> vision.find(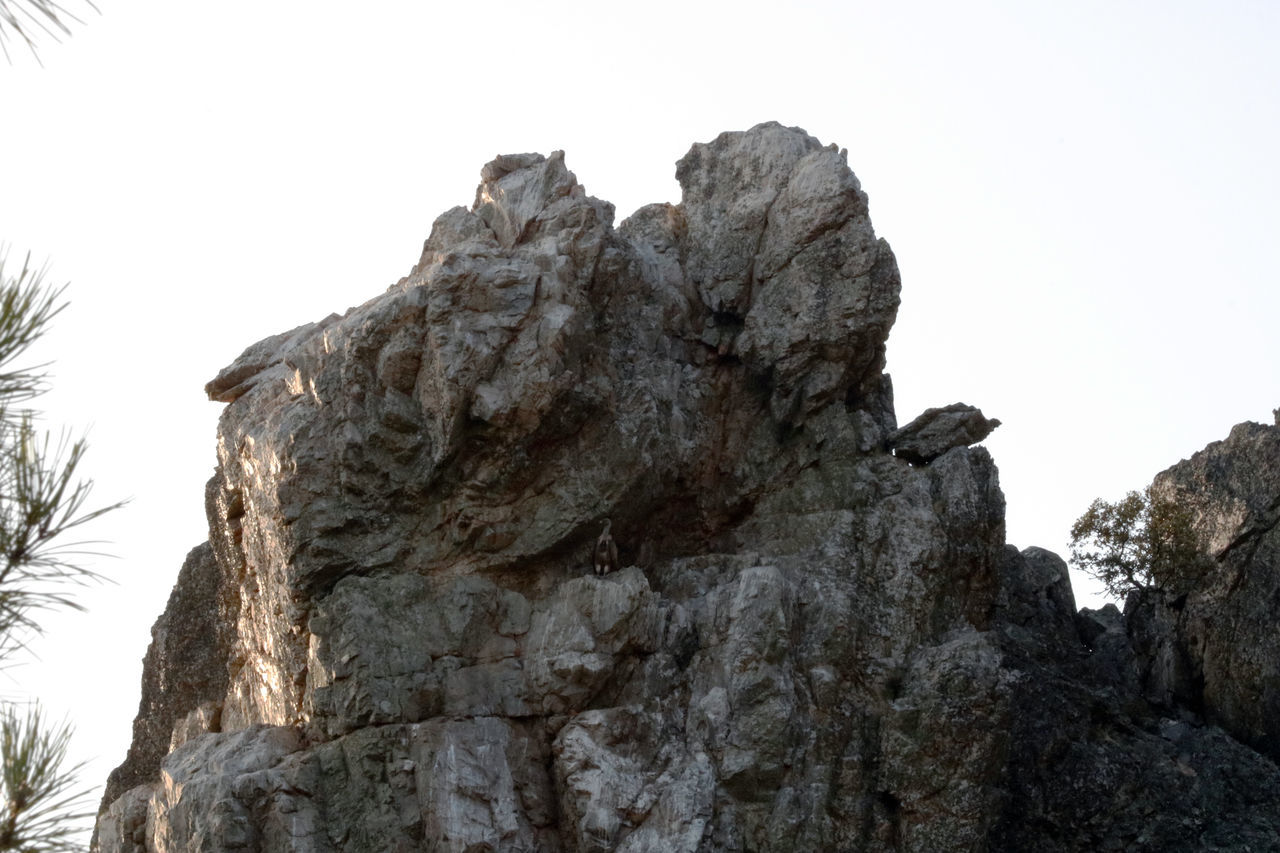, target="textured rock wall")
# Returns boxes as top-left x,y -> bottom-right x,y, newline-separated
993,545 -> 1280,851
1130,418 -> 1280,756
94,124 -> 1280,852
102,541 -> 237,808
